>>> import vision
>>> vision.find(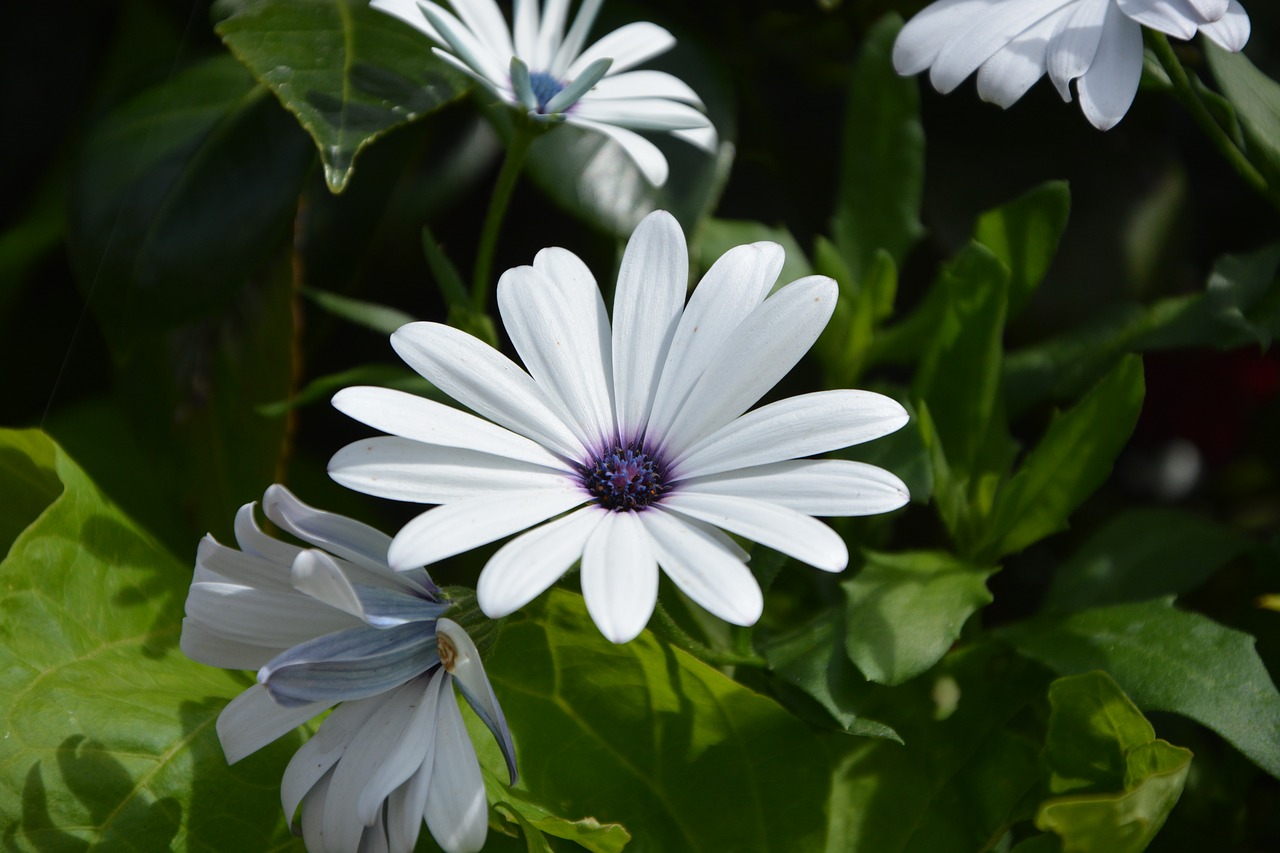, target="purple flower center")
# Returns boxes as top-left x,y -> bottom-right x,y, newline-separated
529,71 -> 567,113
583,444 -> 667,511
